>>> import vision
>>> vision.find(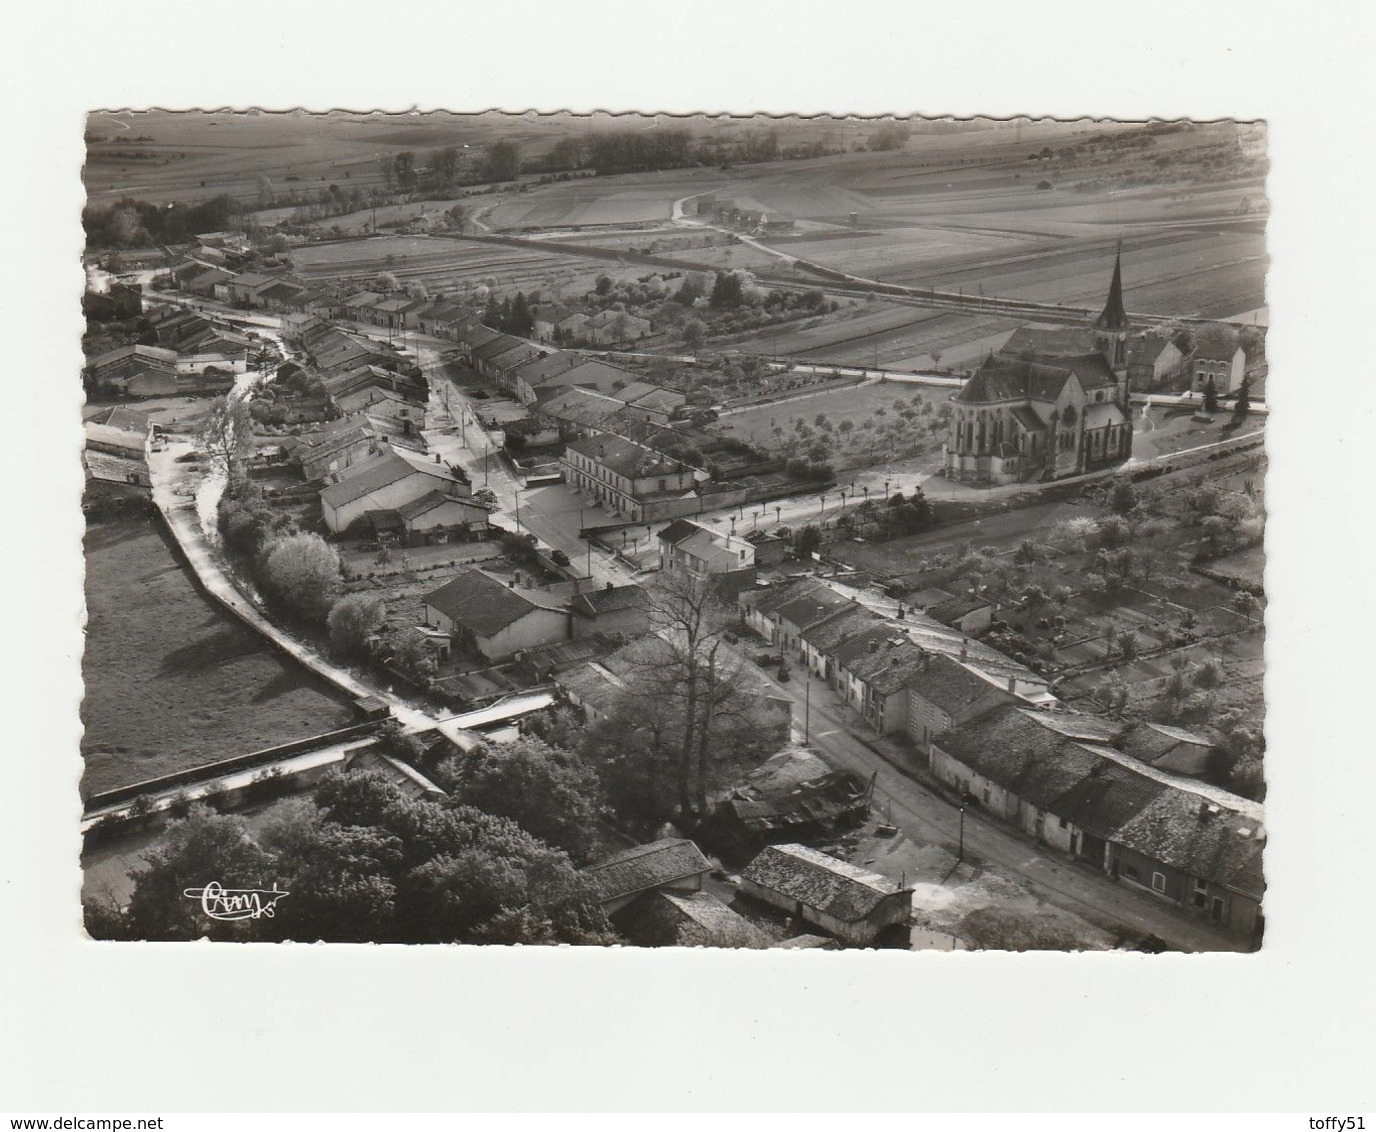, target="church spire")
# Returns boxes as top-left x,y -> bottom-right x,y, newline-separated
1095,242 -> 1129,331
